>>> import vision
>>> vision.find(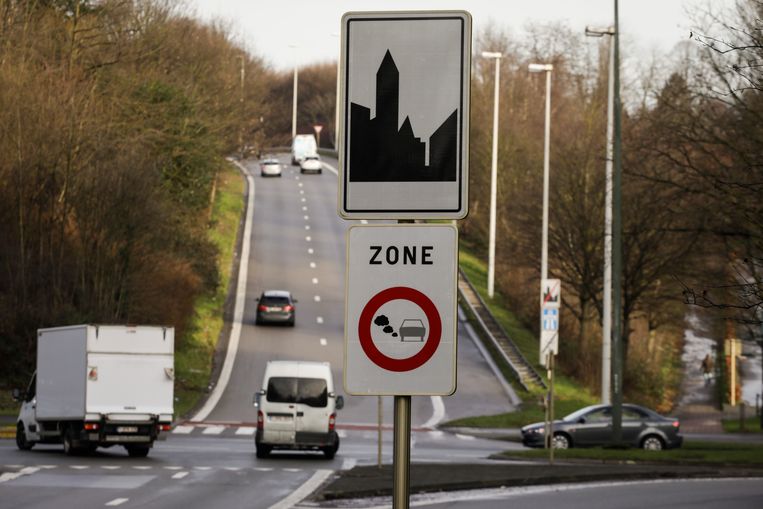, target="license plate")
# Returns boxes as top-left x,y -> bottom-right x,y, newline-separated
117,426 -> 138,433
270,415 -> 292,422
